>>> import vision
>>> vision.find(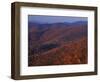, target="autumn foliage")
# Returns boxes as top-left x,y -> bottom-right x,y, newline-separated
28,21 -> 88,66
